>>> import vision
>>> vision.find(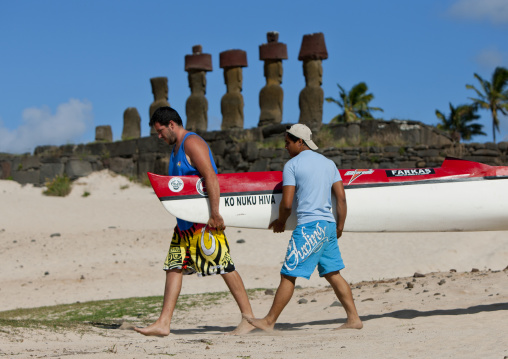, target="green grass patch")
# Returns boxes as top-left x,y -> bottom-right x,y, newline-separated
141,176 -> 152,187
0,289 -> 267,332
257,137 -> 285,149
43,175 -> 72,197
368,155 -> 380,163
